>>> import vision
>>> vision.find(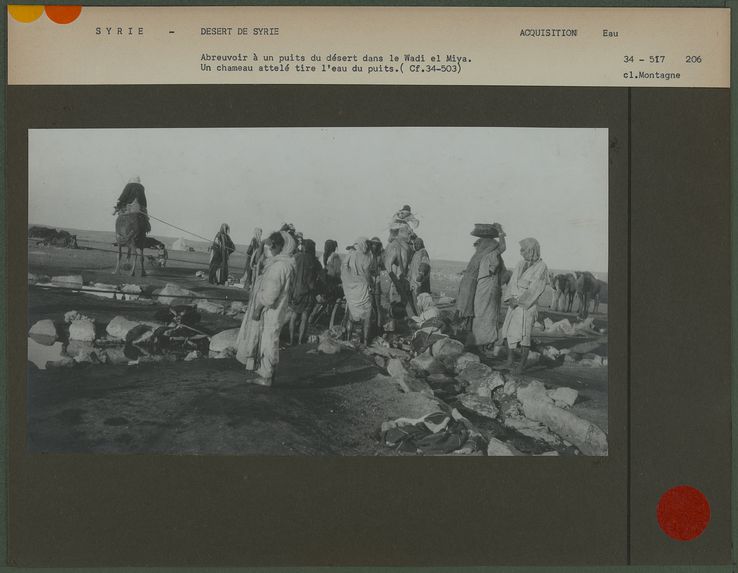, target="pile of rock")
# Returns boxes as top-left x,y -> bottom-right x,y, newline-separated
28,307 -> 217,370
368,332 -> 608,456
